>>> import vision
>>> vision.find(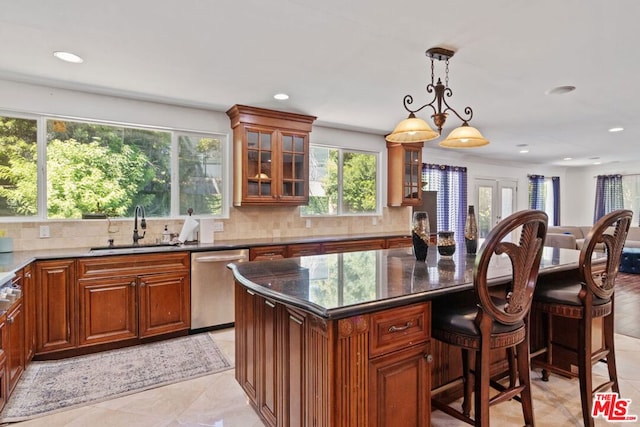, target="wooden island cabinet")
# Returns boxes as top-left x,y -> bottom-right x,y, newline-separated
235,281 -> 432,427
229,246 -> 595,426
